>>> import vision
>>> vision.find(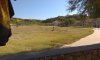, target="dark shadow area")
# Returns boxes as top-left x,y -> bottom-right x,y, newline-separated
0,24 -> 12,46
0,43 -> 100,60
